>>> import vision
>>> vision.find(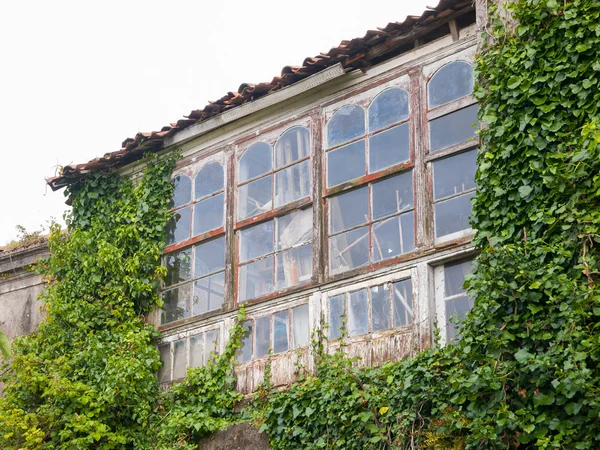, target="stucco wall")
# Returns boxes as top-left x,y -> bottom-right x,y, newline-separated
0,243 -> 48,340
